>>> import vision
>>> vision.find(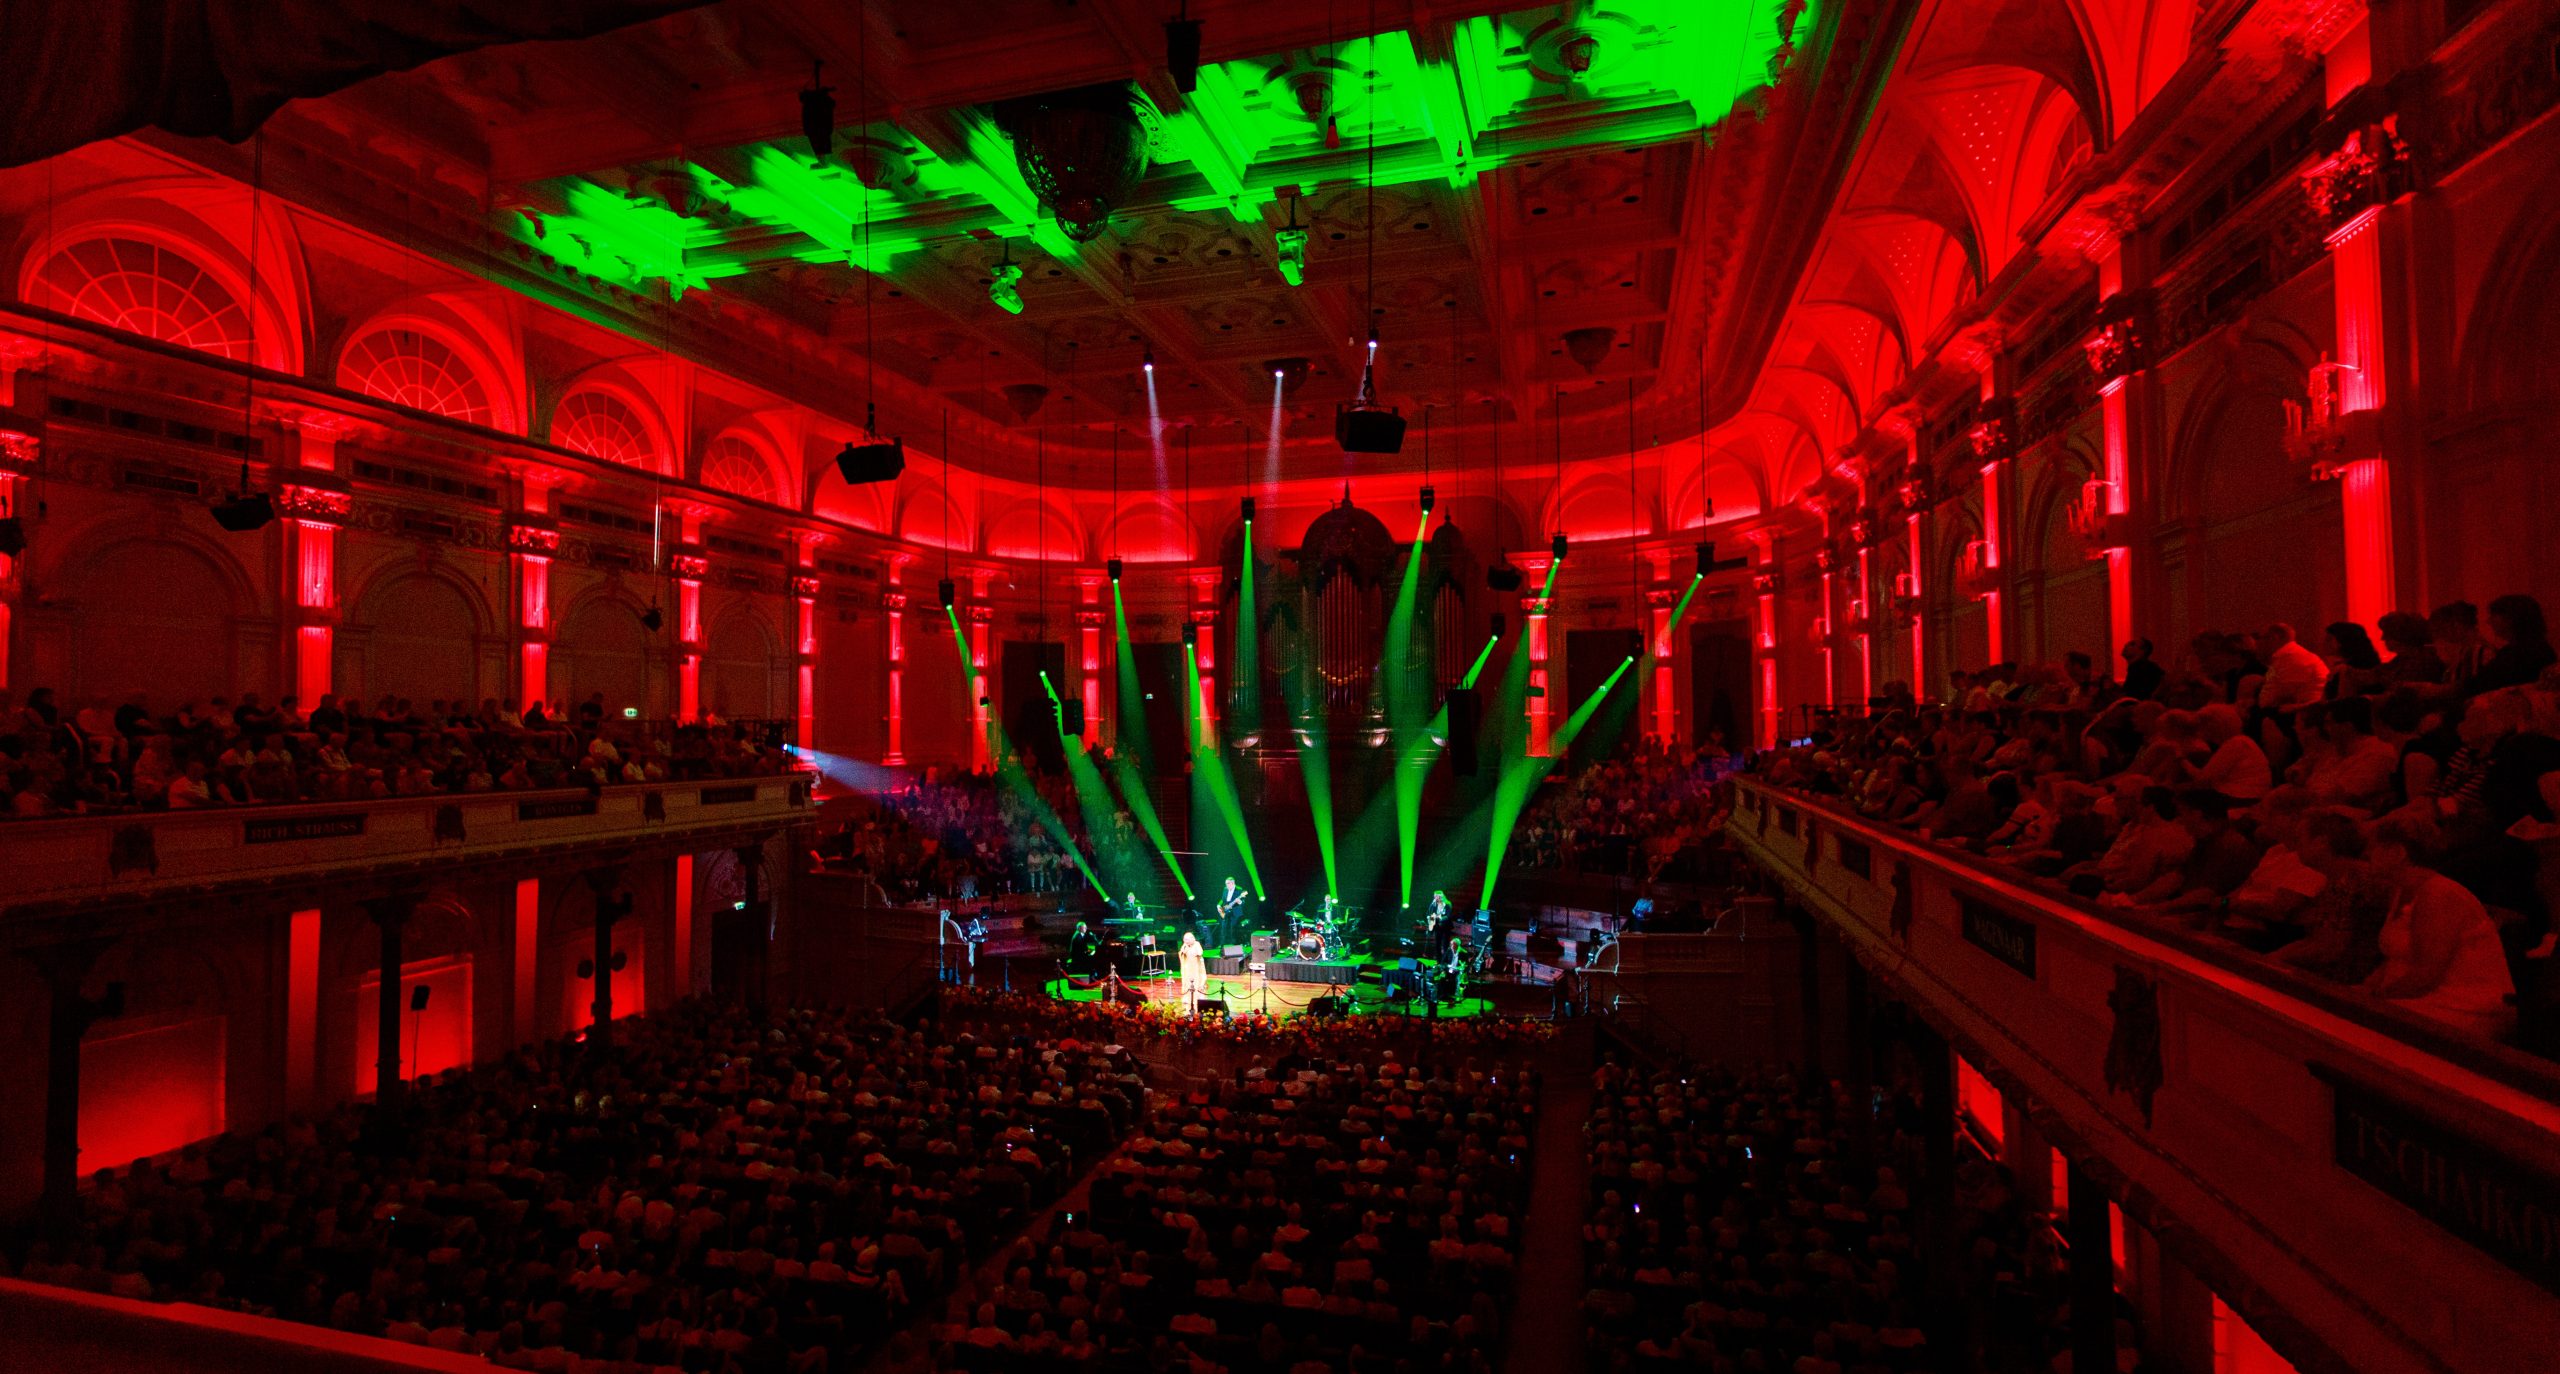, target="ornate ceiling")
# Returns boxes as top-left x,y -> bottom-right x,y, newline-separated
269,0 -> 1907,485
